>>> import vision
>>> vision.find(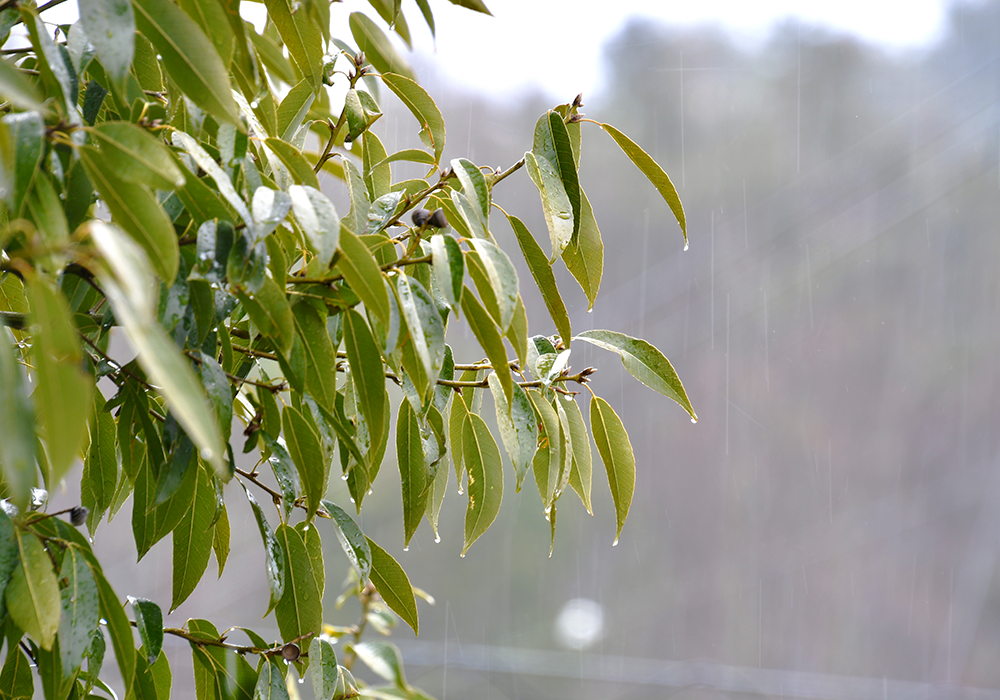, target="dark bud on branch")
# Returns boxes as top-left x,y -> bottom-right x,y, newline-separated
572,93 -> 584,109
428,209 -> 448,229
280,643 -> 300,661
70,506 -> 88,526
411,208 -> 430,227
